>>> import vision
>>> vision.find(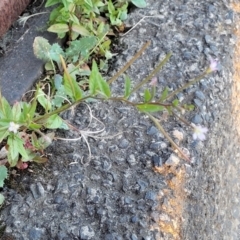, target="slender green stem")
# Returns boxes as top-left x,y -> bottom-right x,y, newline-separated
135,102 -> 172,107
94,96 -> 172,108
107,41 -> 151,84
33,95 -> 92,123
129,52 -> 172,95
165,70 -> 208,101
146,113 -> 190,162
172,110 -> 192,127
